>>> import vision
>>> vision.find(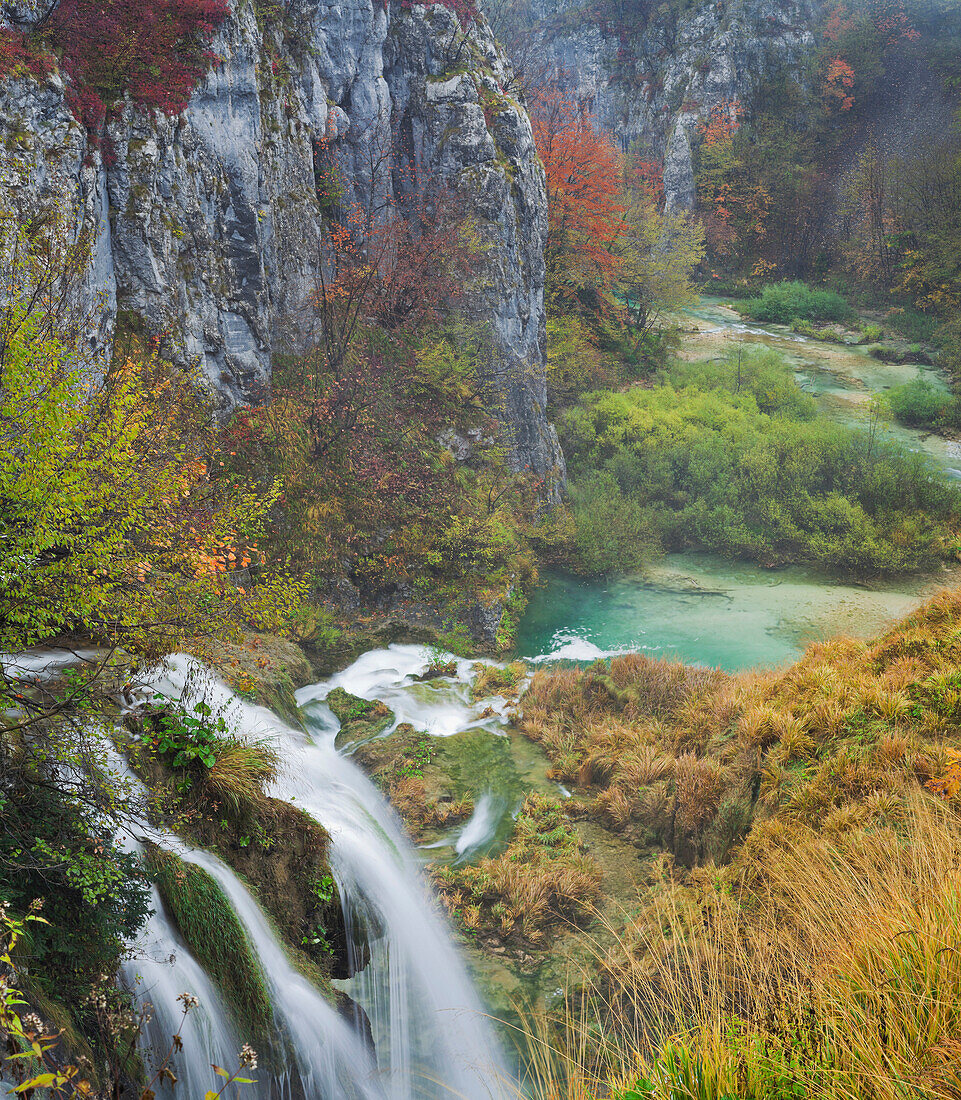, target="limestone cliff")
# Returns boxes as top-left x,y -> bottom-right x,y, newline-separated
0,0 -> 564,486
530,0 -> 820,209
